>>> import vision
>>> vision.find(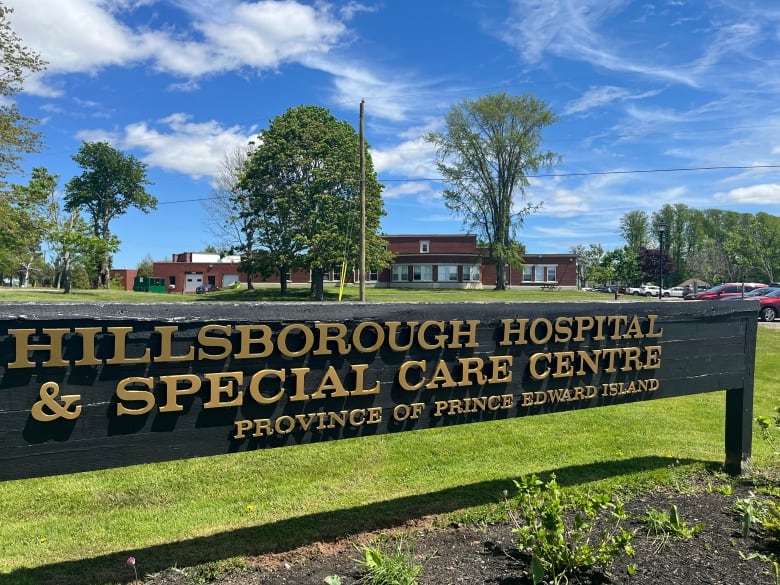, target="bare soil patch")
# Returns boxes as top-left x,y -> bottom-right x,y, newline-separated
144,480 -> 778,585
